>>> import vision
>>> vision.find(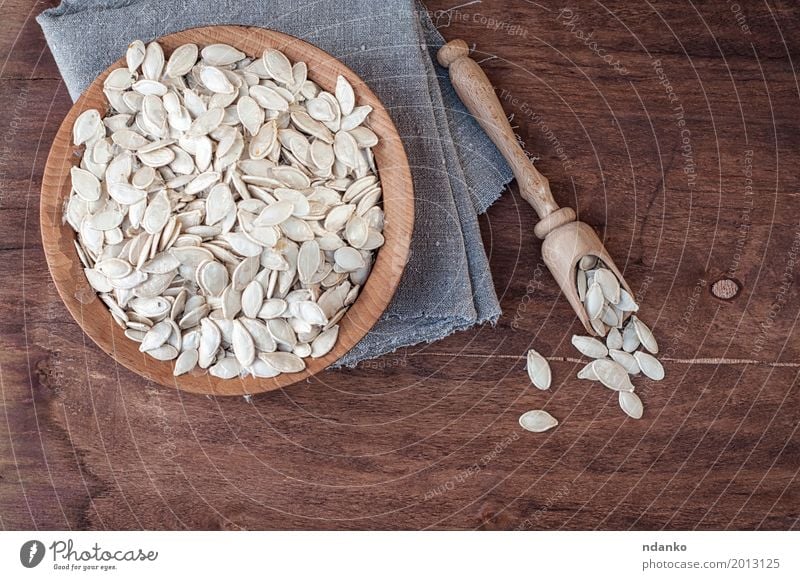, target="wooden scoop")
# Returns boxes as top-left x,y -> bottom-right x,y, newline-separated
437,39 -> 633,335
